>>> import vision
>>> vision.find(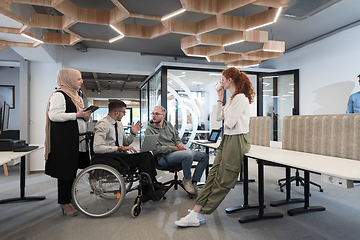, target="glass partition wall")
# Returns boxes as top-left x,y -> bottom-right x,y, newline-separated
140,65 -> 298,145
